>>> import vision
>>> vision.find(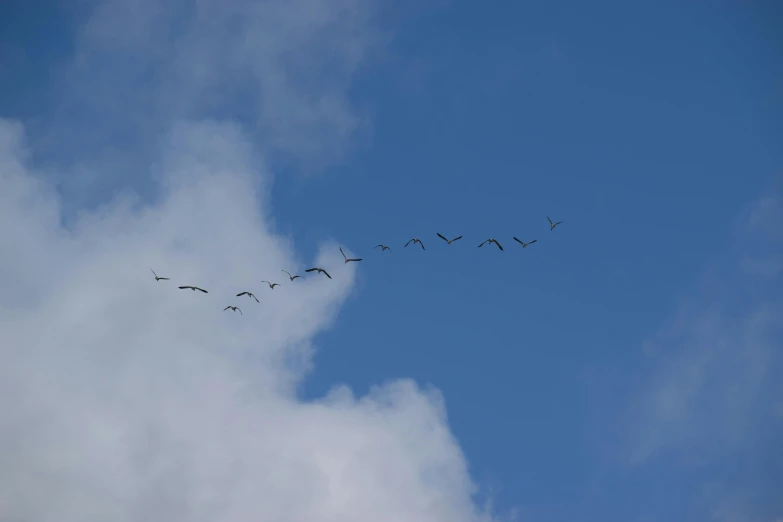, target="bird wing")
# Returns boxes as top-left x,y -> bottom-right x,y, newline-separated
160,277 -> 170,280
478,240 -> 487,247
453,236 -> 463,242
546,216 -> 553,225
349,258 -> 362,262
236,292 -> 246,297
529,239 -> 538,244
150,268 -> 157,277
555,221 -> 563,226
513,237 -> 523,245
261,280 -> 270,284
197,287 -> 208,293
305,268 -> 317,272
178,286 -> 191,290
292,275 -> 301,280
238,308 -> 243,315
282,270 -> 292,277
495,240 -> 504,251
374,244 -> 382,249
437,233 -> 448,242
418,240 -> 425,250
405,239 -> 413,247
323,270 -> 332,279
223,306 -> 231,311
340,247 -> 347,259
